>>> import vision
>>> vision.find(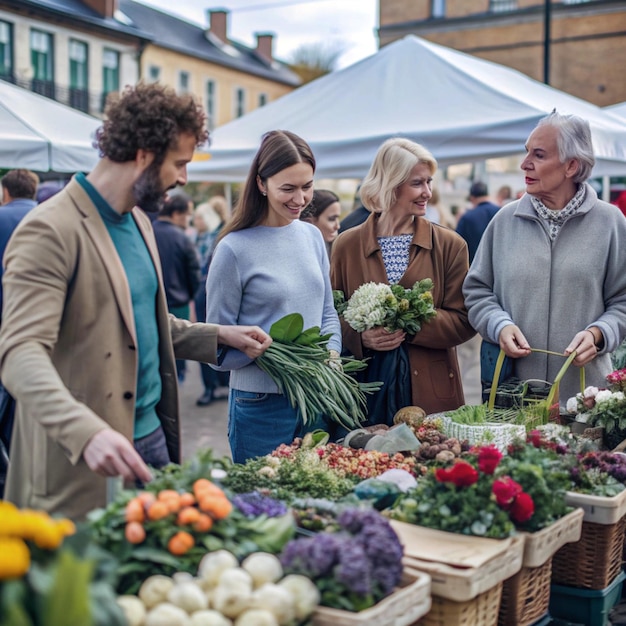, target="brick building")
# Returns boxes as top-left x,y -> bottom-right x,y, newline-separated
379,0 -> 626,106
